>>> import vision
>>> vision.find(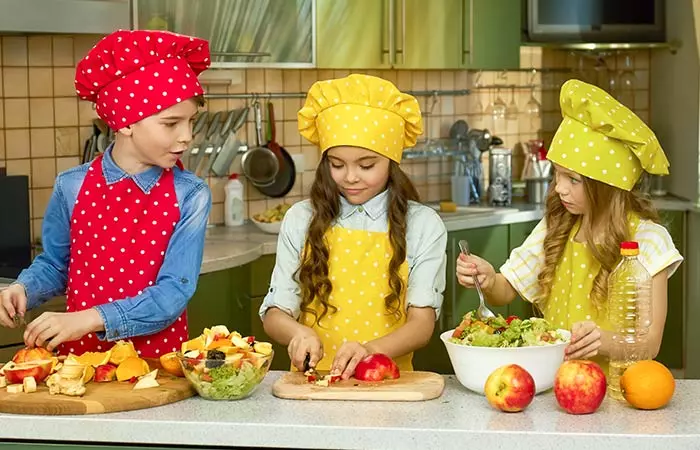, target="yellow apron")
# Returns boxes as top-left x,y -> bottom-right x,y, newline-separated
300,226 -> 412,371
542,216 -> 639,374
